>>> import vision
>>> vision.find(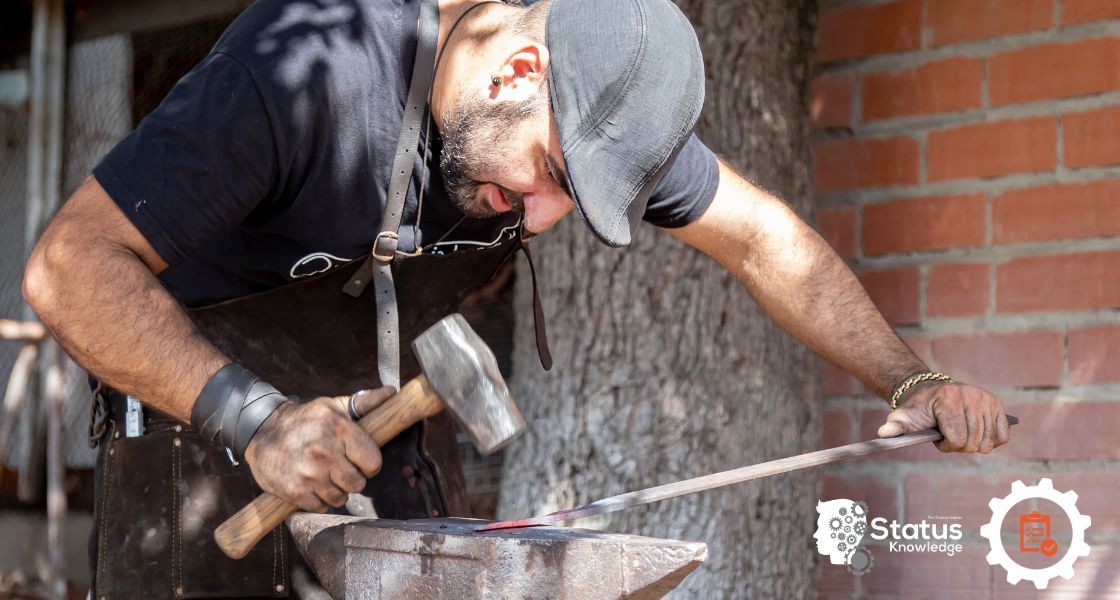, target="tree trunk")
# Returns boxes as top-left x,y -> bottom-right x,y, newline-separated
498,1 -> 820,598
